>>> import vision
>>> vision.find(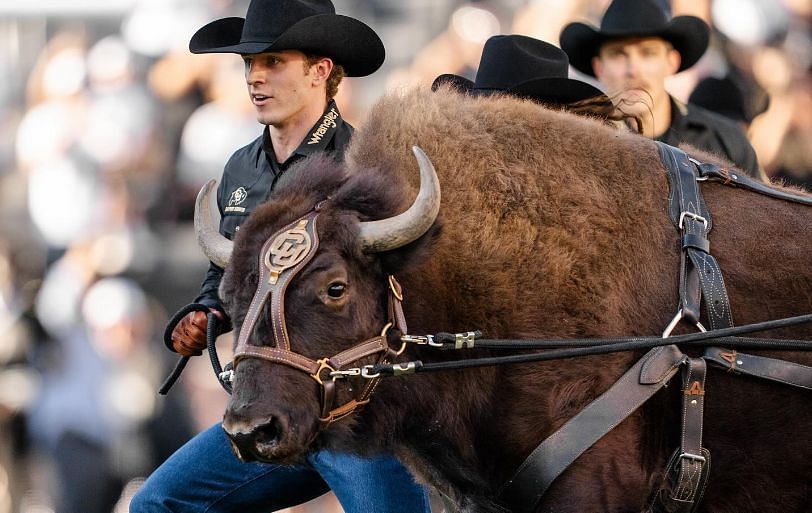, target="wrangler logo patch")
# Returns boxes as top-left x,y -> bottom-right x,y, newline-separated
307,108 -> 338,145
